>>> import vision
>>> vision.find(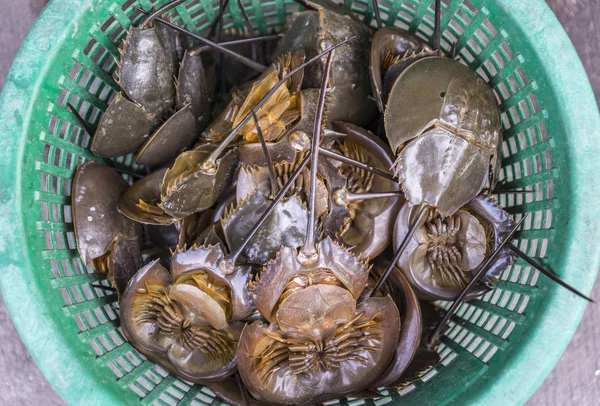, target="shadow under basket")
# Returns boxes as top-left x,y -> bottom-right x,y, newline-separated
0,0 -> 599,405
